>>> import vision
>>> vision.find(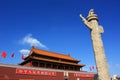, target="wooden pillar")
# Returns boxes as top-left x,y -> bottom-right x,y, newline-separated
44,63 -> 46,68
73,66 -> 75,70
58,64 -> 59,69
68,66 -> 70,70
51,64 -> 53,68
38,62 -> 40,67
64,66 -> 65,70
